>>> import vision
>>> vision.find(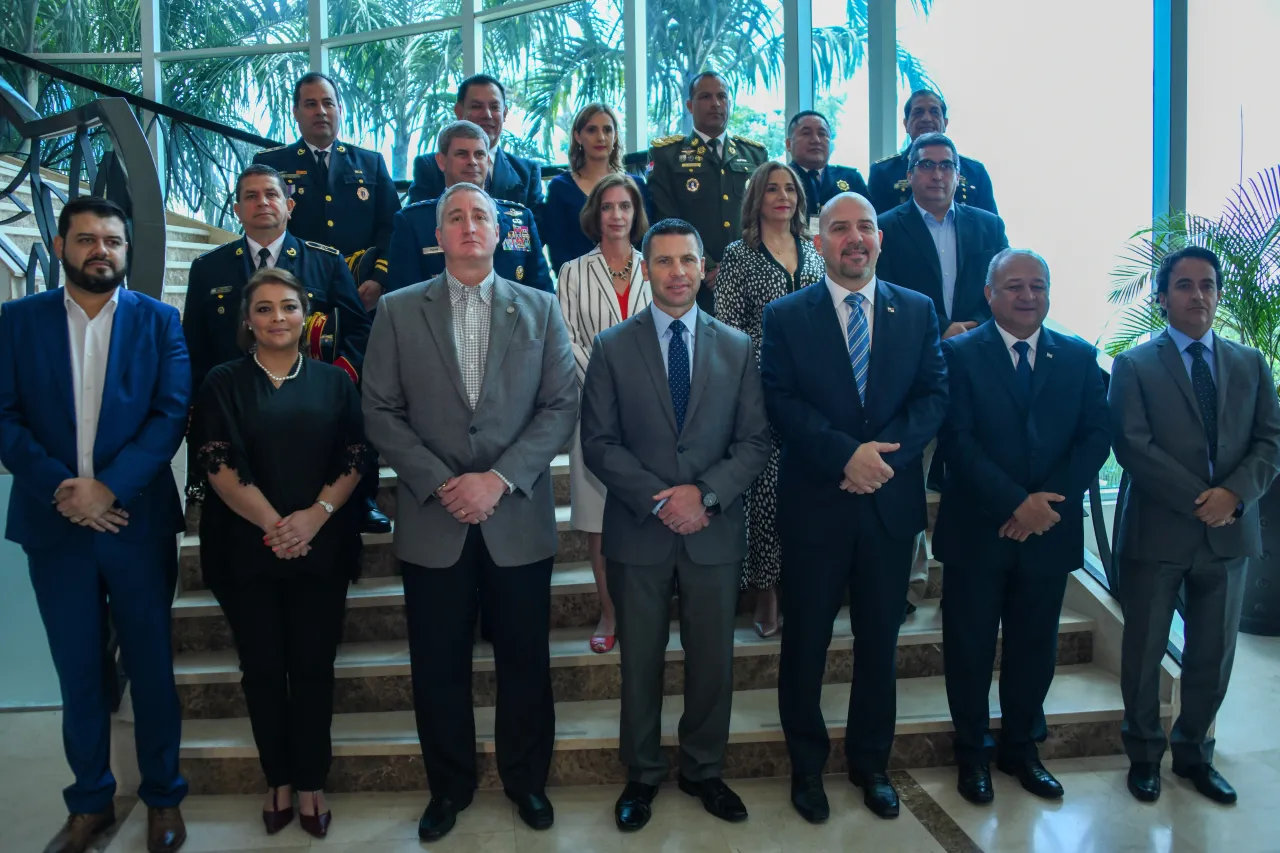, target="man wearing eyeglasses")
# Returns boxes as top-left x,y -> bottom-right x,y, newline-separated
876,131 -> 1009,618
